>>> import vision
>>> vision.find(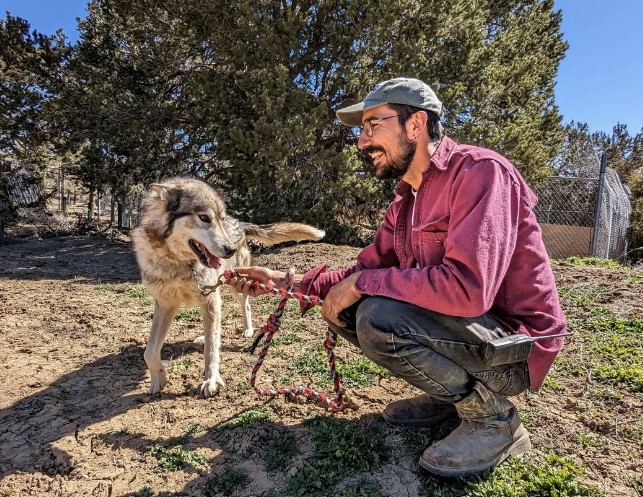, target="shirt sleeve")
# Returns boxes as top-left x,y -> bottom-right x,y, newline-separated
354,159 -> 521,317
